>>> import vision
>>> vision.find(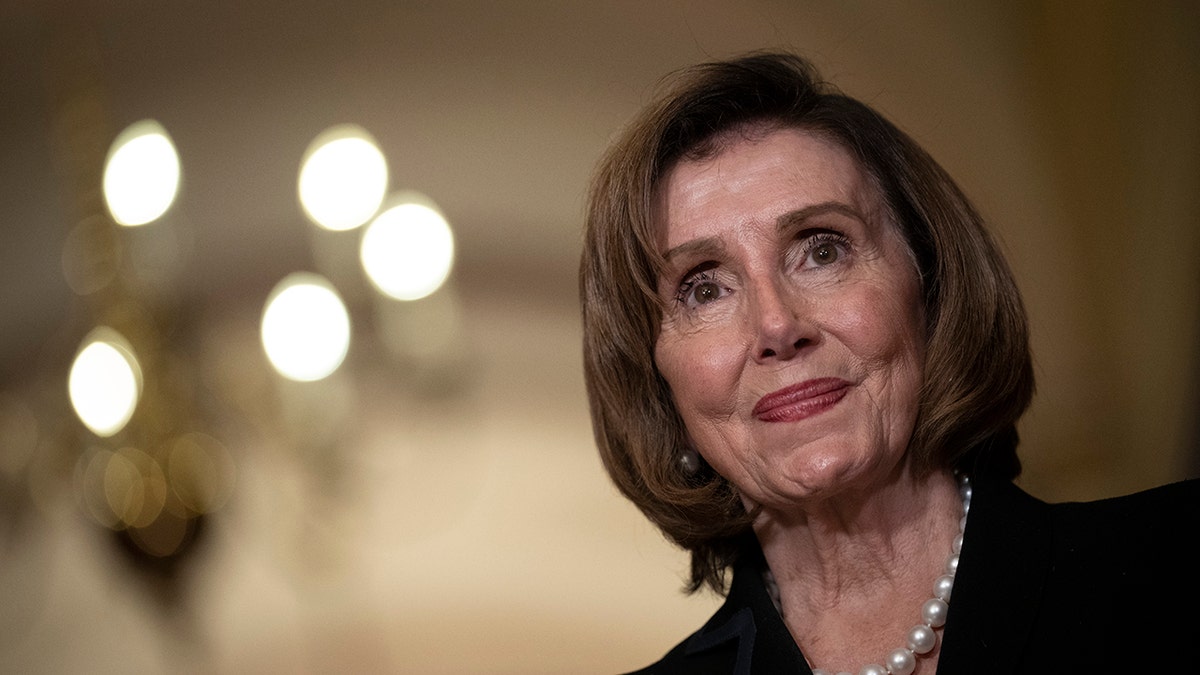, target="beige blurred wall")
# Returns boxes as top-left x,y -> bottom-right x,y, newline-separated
1015,1 -> 1200,499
